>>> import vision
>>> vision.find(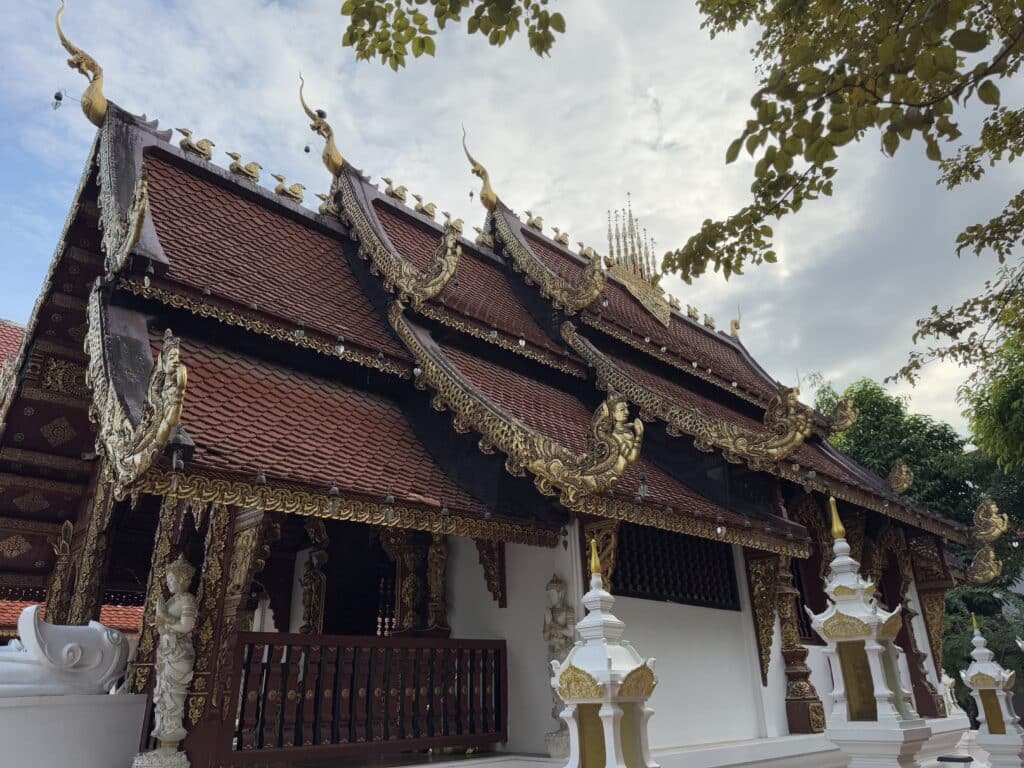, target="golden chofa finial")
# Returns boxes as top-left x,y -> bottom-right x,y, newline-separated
589,537 -> 601,578
55,0 -> 107,127
829,496 -> 846,541
462,126 -> 498,212
299,74 -> 344,176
